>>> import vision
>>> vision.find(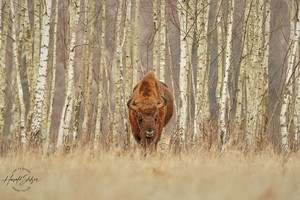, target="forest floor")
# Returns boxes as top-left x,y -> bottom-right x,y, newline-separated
0,149 -> 300,200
